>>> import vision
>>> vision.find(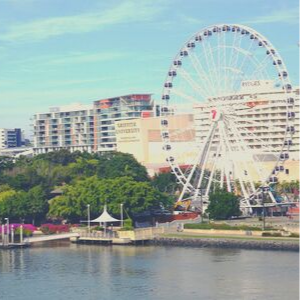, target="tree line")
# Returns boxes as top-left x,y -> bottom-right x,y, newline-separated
0,150 -> 176,224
